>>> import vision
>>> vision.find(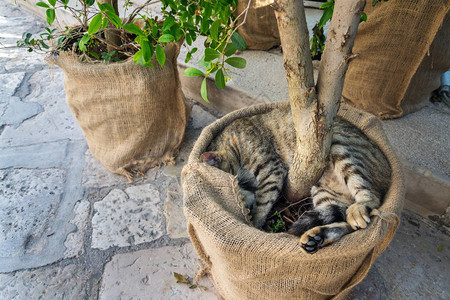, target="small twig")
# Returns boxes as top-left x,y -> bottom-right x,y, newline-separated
66,7 -> 85,27
125,0 -> 159,24
92,33 -> 124,51
295,203 -> 312,217
282,215 -> 295,224
278,197 -> 311,214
